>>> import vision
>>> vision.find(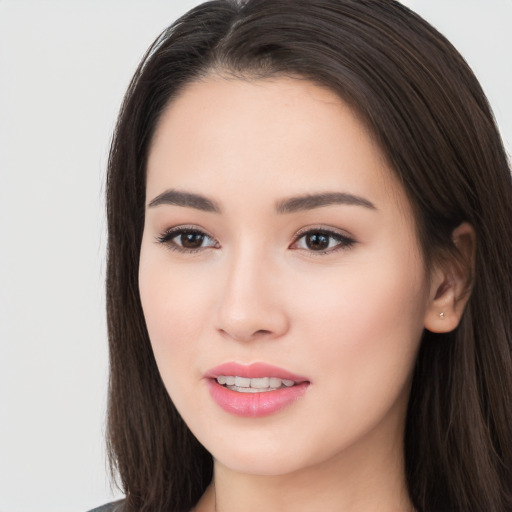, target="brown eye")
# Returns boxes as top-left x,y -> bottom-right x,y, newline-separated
157,227 -> 218,253
305,233 -> 329,250
180,231 -> 205,248
292,229 -> 356,253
